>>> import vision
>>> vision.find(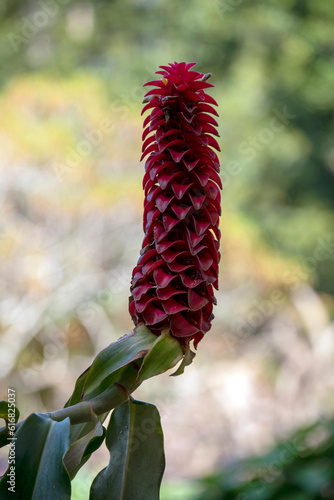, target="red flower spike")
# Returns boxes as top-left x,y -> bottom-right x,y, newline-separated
129,62 -> 221,347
